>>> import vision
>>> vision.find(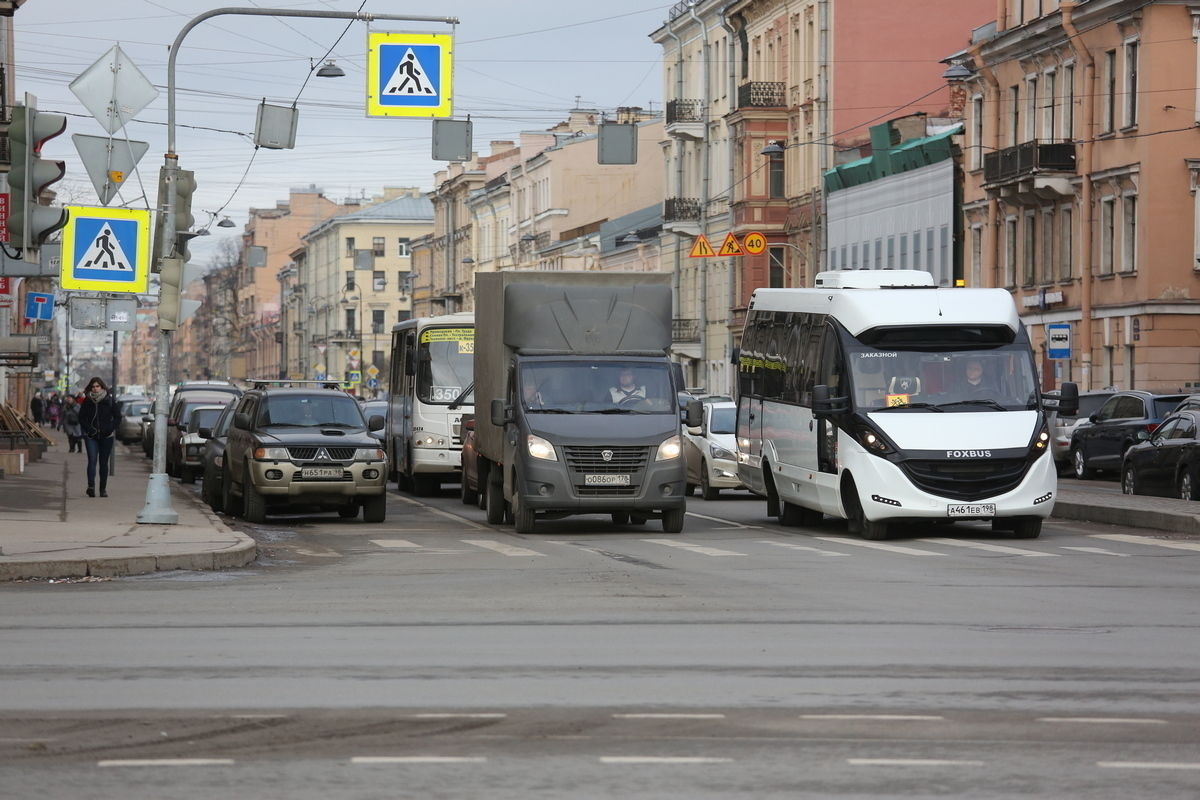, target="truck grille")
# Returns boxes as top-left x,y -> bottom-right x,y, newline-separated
563,445 -> 649,474
574,485 -> 640,497
899,458 -> 1030,501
